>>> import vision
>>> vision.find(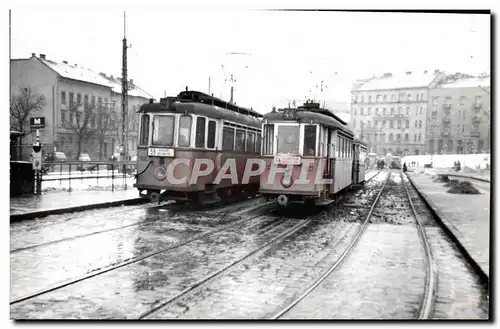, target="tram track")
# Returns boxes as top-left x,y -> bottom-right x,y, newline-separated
271,170 -> 392,319
10,201 -> 274,305
10,196 -> 265,252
